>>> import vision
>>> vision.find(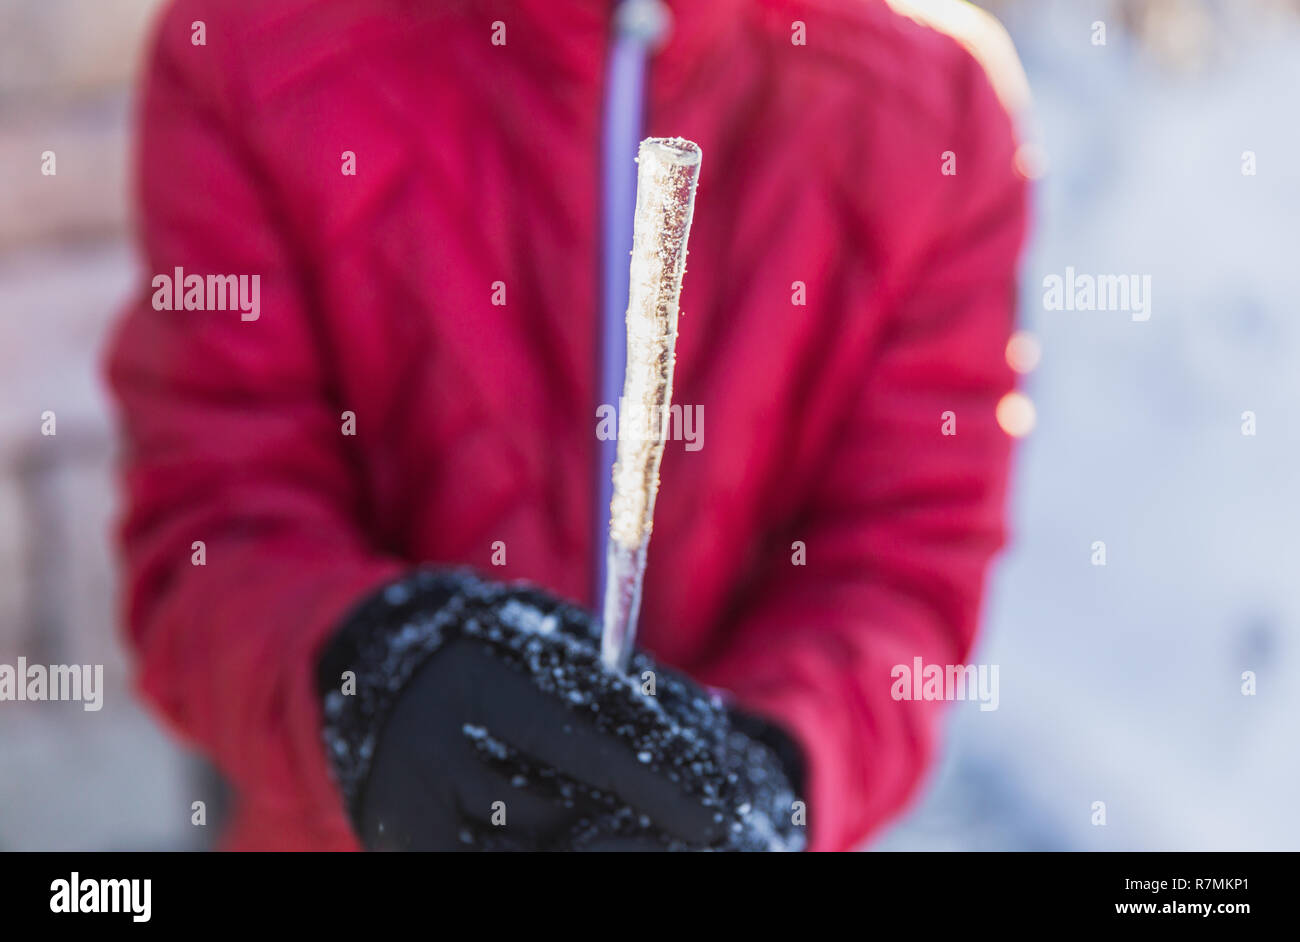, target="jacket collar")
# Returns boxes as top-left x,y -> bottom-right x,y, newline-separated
449,0 -> 747,91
